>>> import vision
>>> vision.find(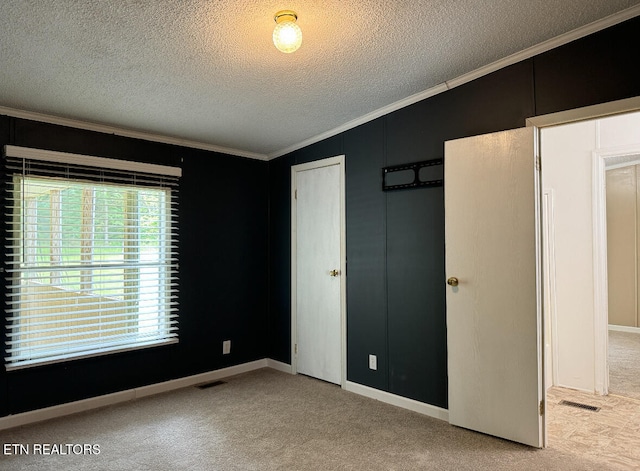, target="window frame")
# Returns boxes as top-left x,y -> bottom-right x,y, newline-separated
3,146 -> 181,371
